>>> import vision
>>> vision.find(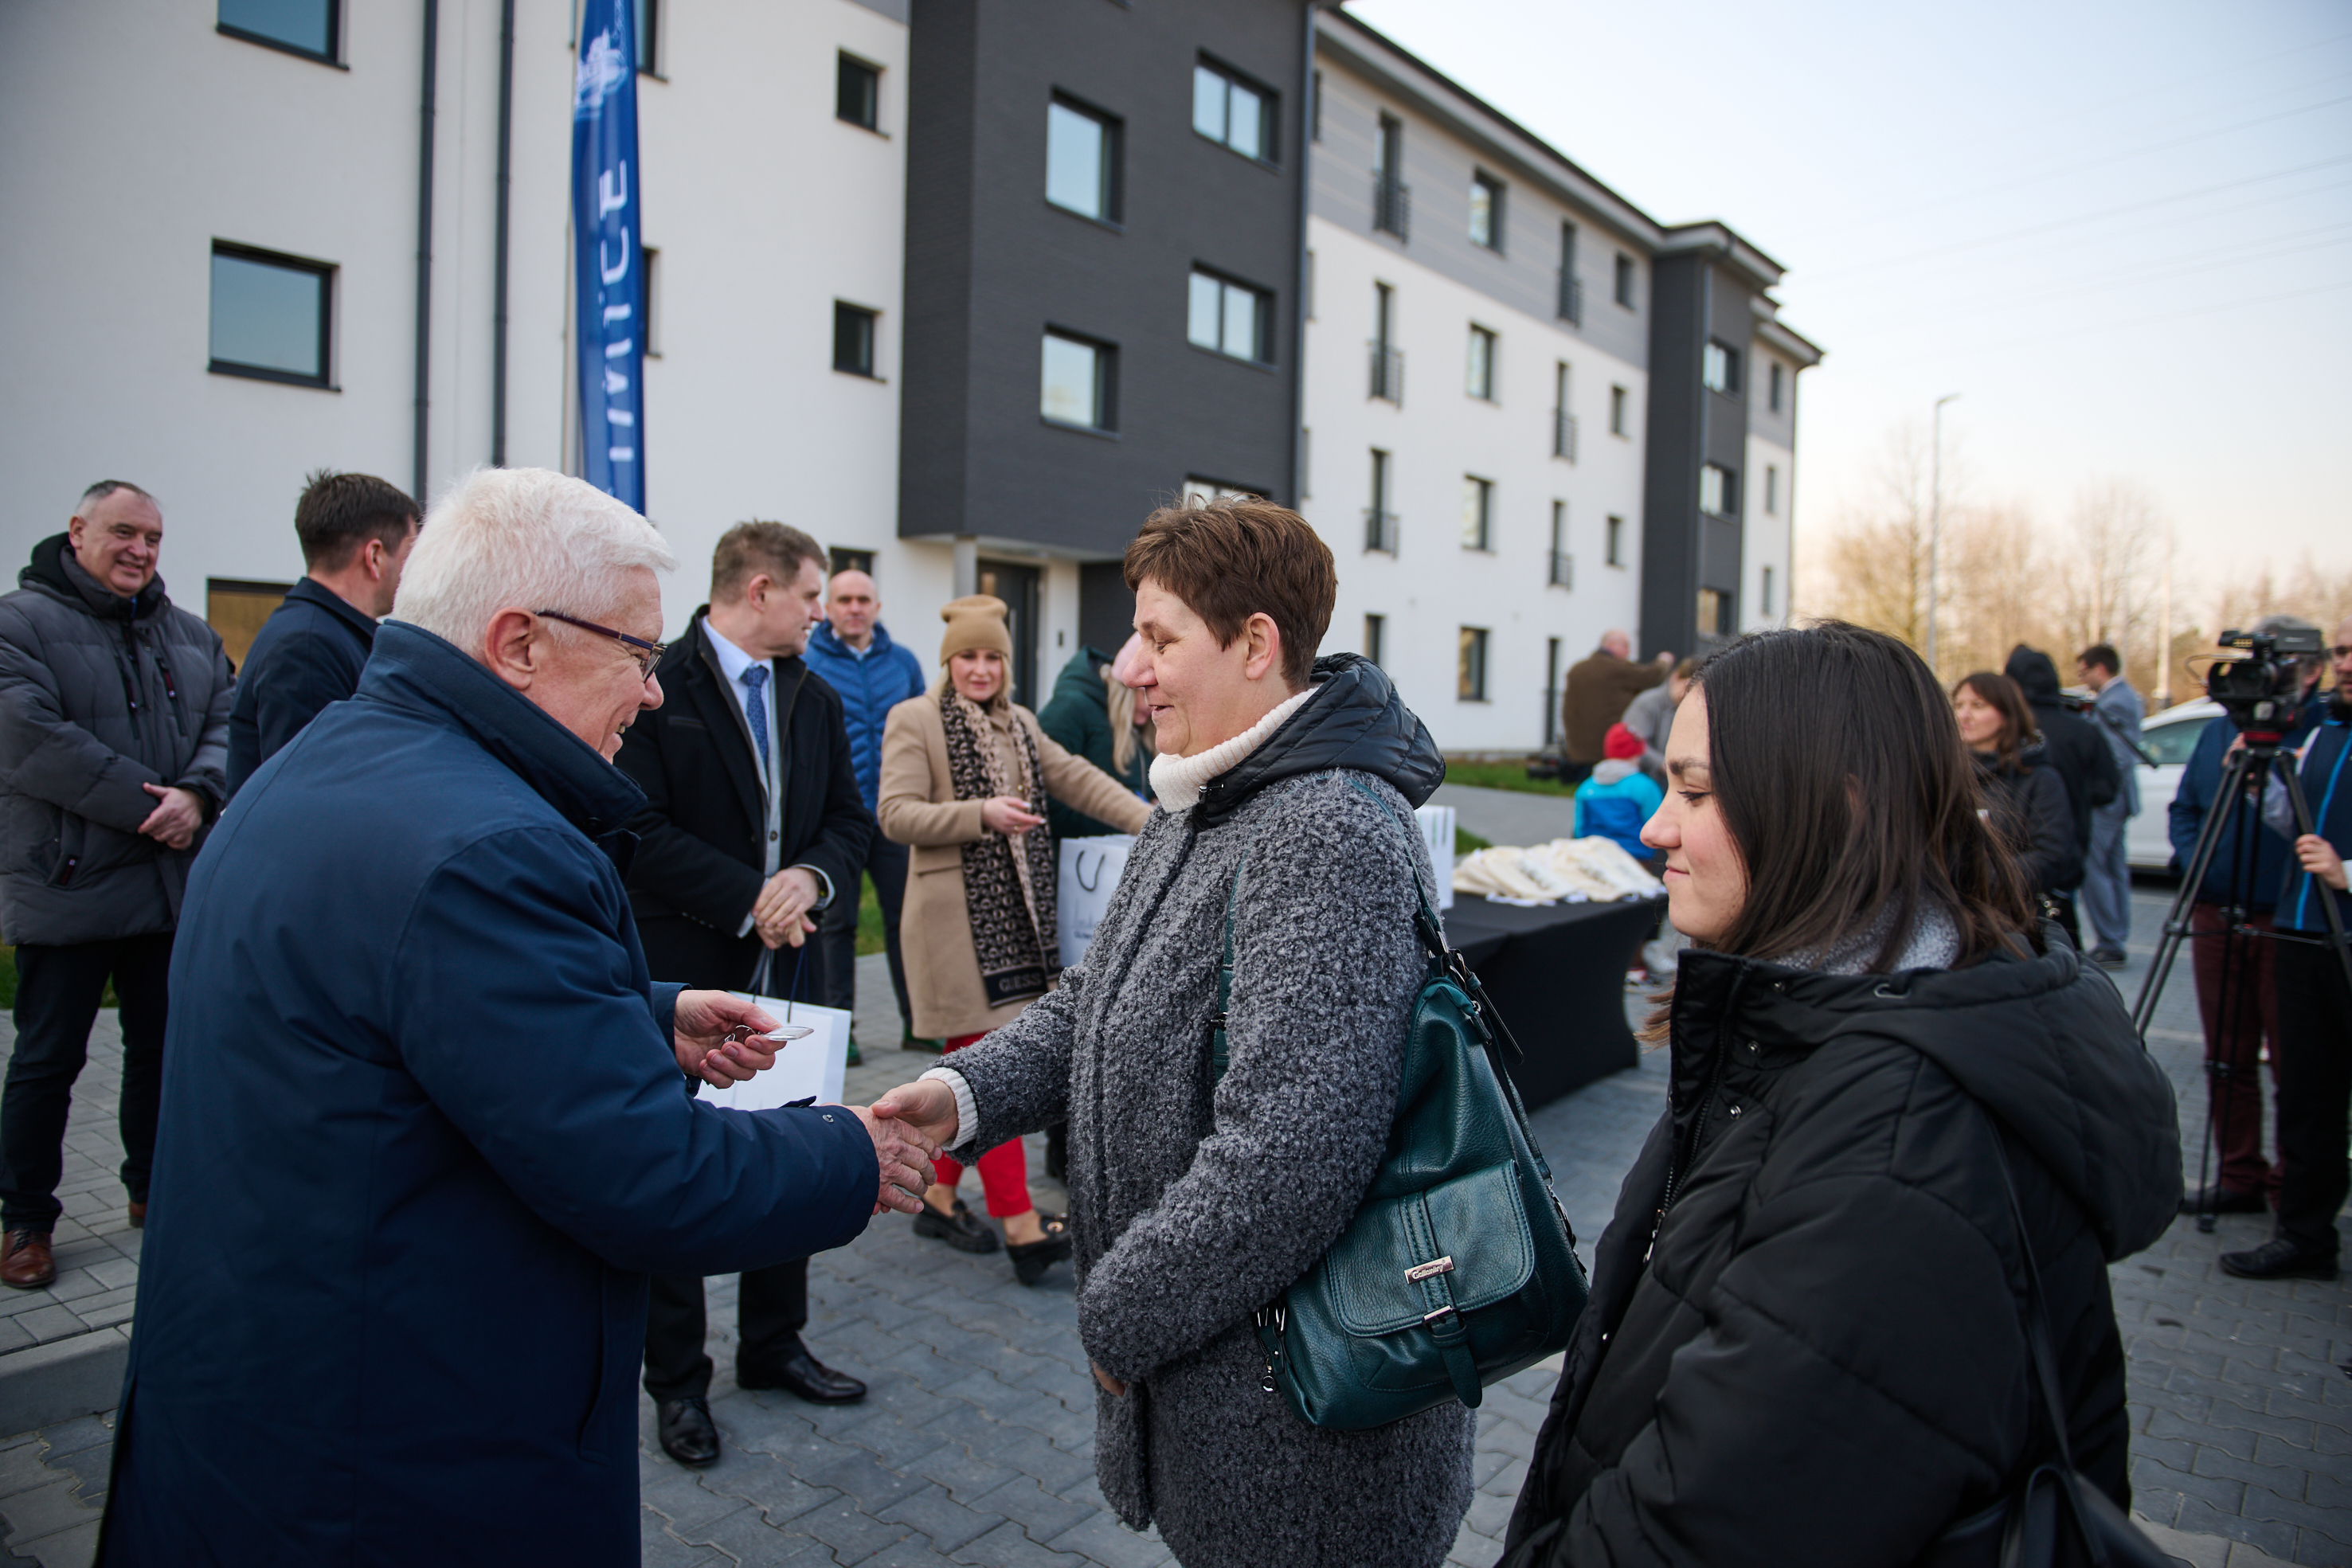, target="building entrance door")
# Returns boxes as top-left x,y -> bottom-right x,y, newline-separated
977,560 -> 1041,710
